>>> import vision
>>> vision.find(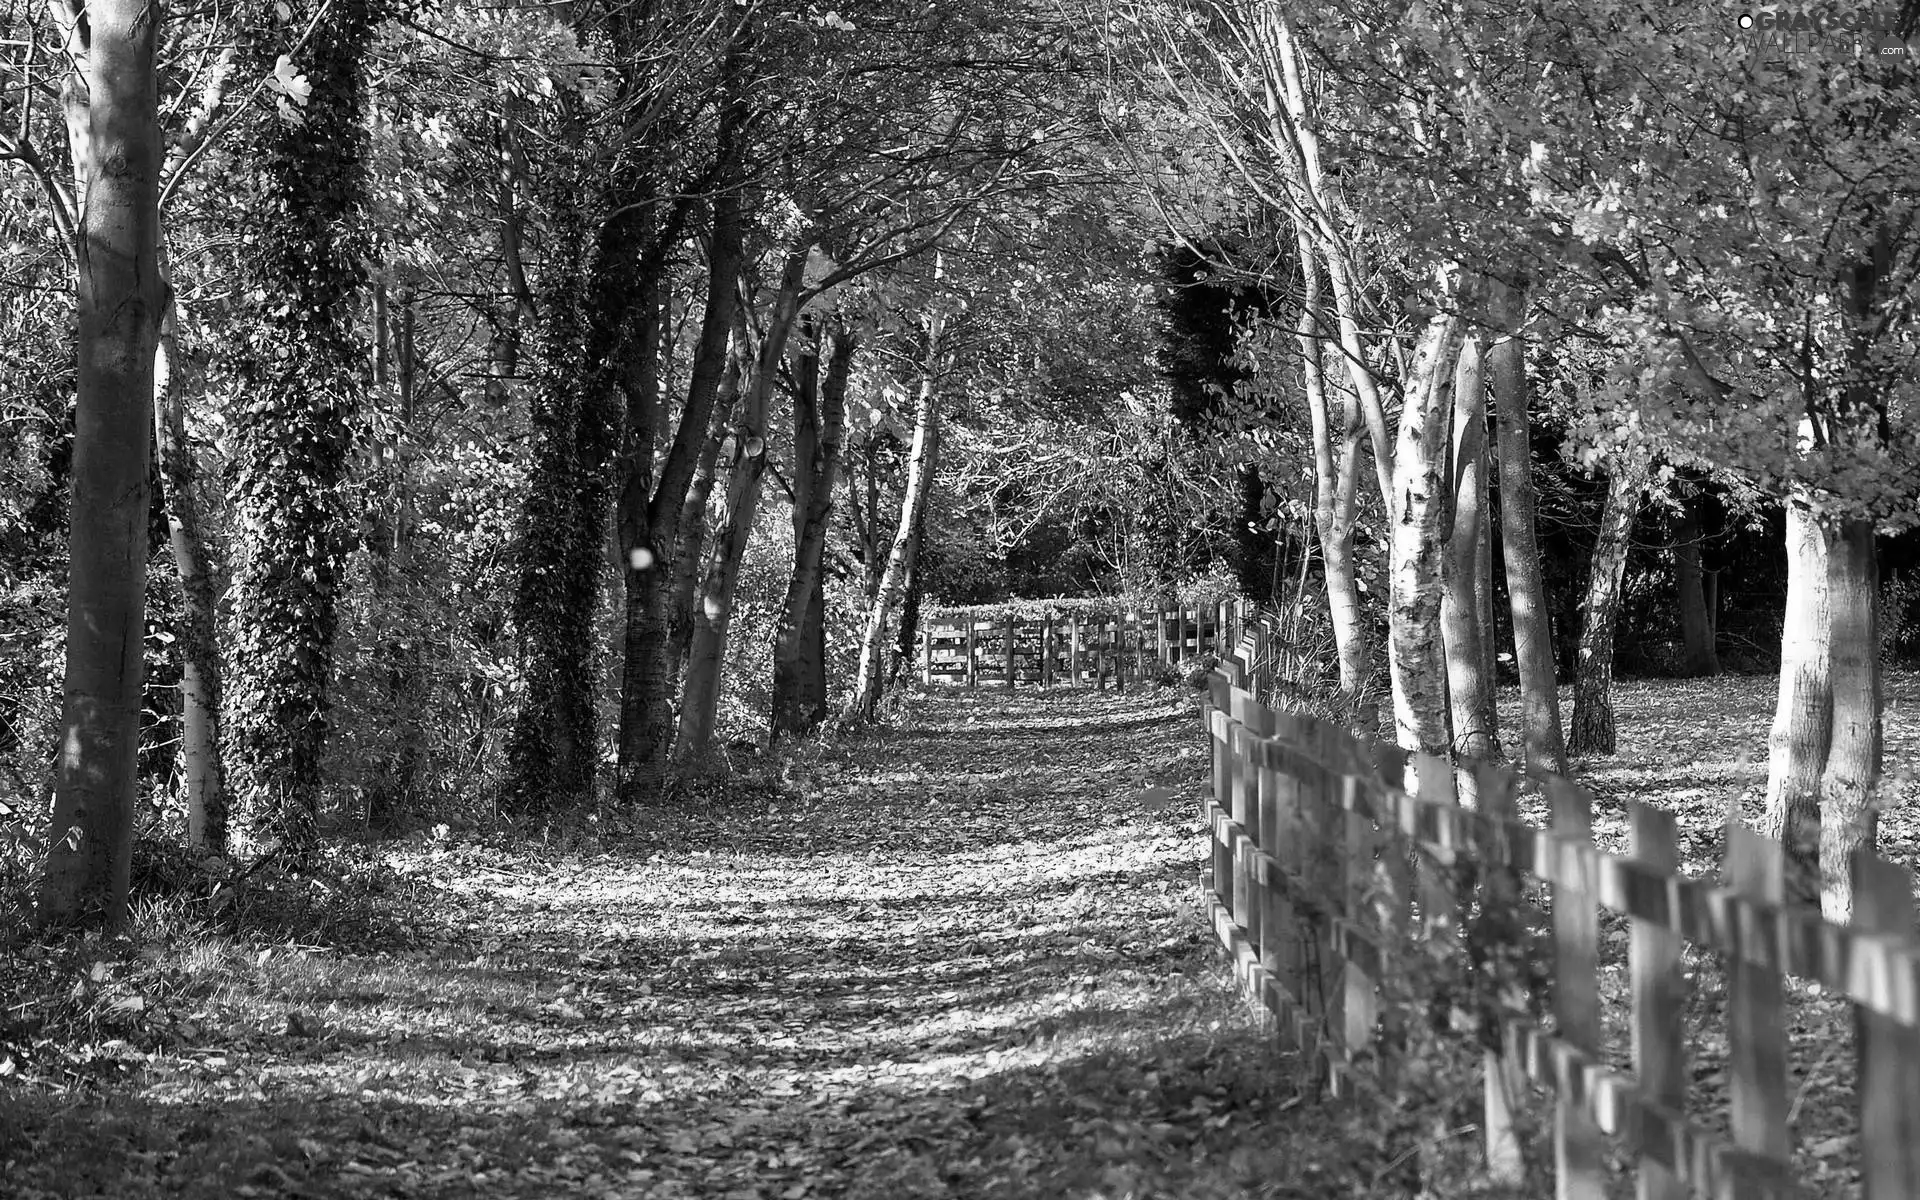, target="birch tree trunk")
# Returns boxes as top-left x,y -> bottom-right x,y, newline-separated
41,0 -> 164,926
153,277 -> 226,854
1295,239 -> 1369,699
1388,272 -> 1465,760
845,319 -> 944,723
1761,498 -> 1833,904
1567,455 -> 1647,756
674,248 -> 810,764
772,327 -> 855,739
1442,335 -> 1497,766
1487,298 -> 1567,777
